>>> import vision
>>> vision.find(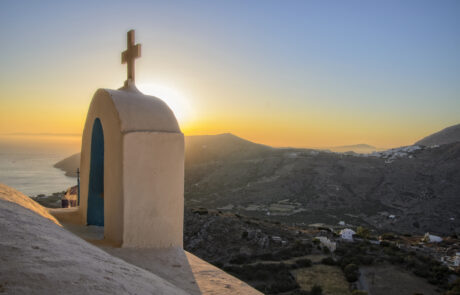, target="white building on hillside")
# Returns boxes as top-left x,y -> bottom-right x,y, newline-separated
423,232 -> 443,243
340,228 -> 356,241
316,236 -> 337,252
